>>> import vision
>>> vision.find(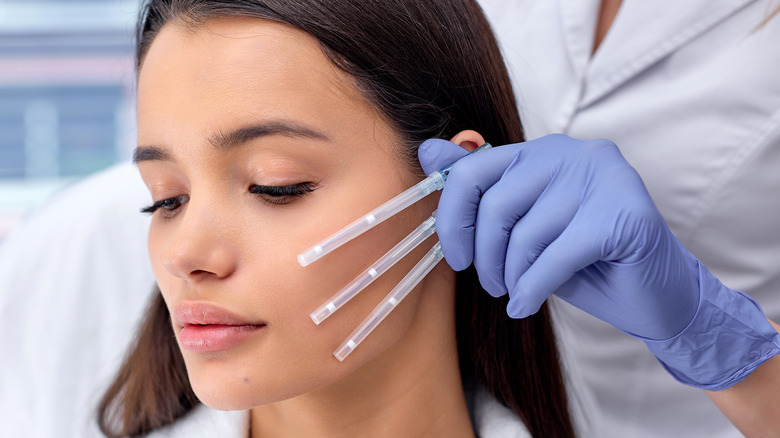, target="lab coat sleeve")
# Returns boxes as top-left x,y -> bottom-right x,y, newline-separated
0,163 -> 155,437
